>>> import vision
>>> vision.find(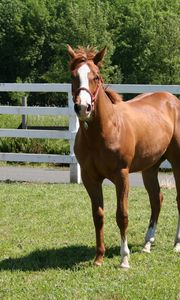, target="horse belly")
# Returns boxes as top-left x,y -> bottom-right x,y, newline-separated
130,155 -> 162,172
130,106 -> 175,172
130,135 -> 172,172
